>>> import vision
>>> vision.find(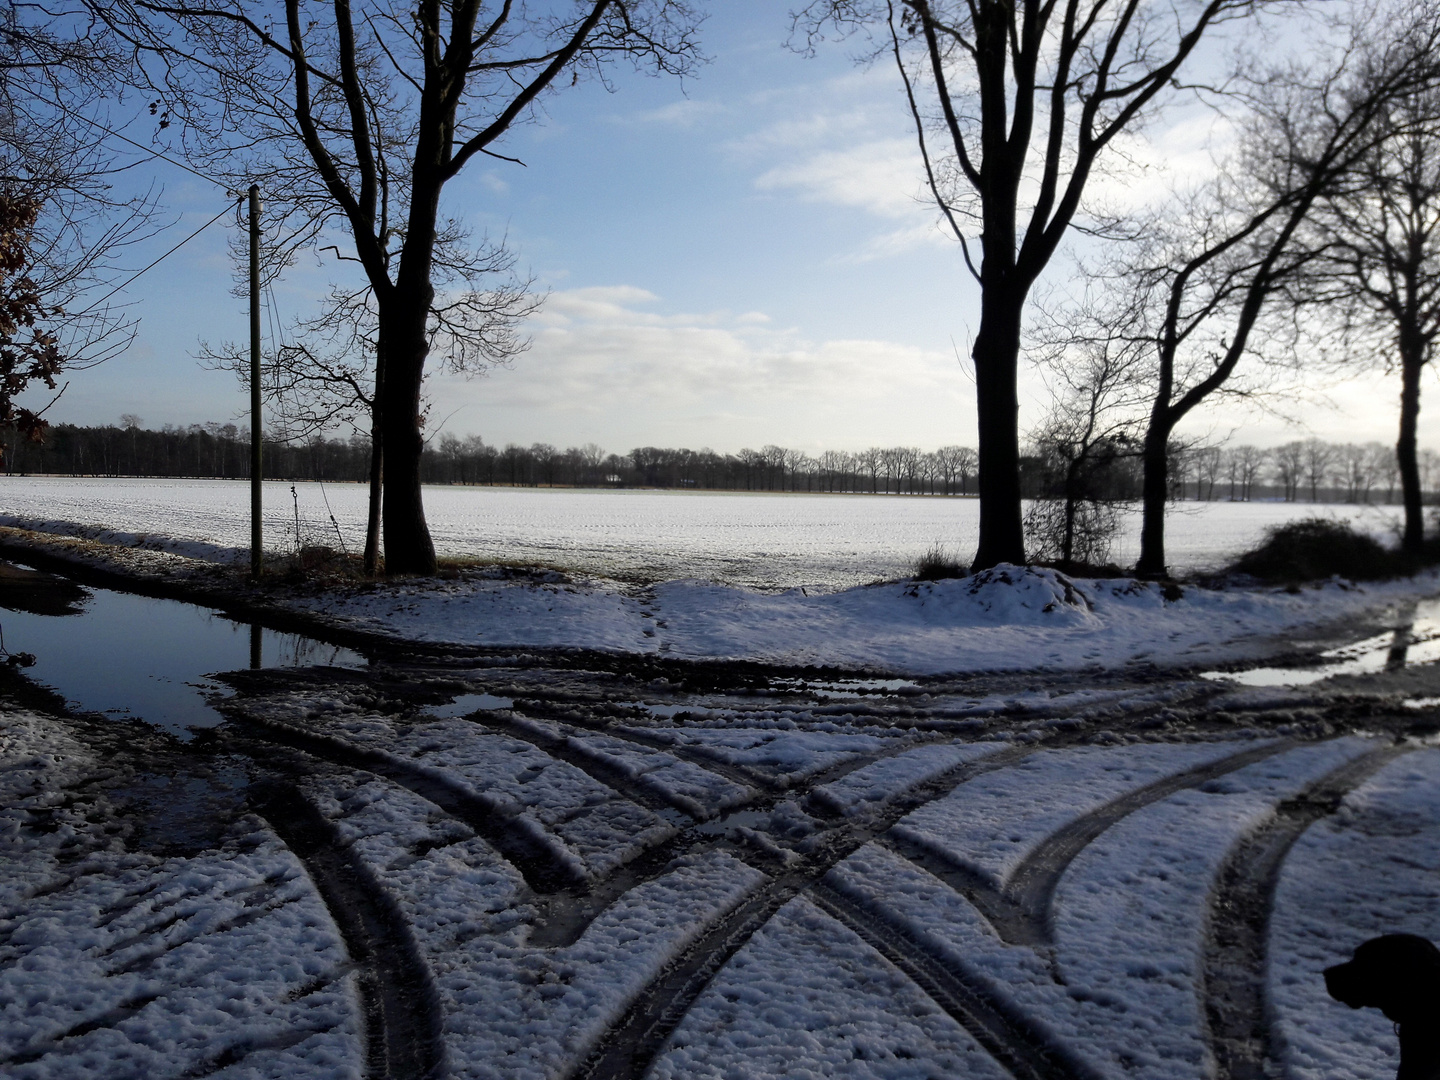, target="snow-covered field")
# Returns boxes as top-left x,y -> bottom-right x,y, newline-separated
0,476 -> 1407,588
